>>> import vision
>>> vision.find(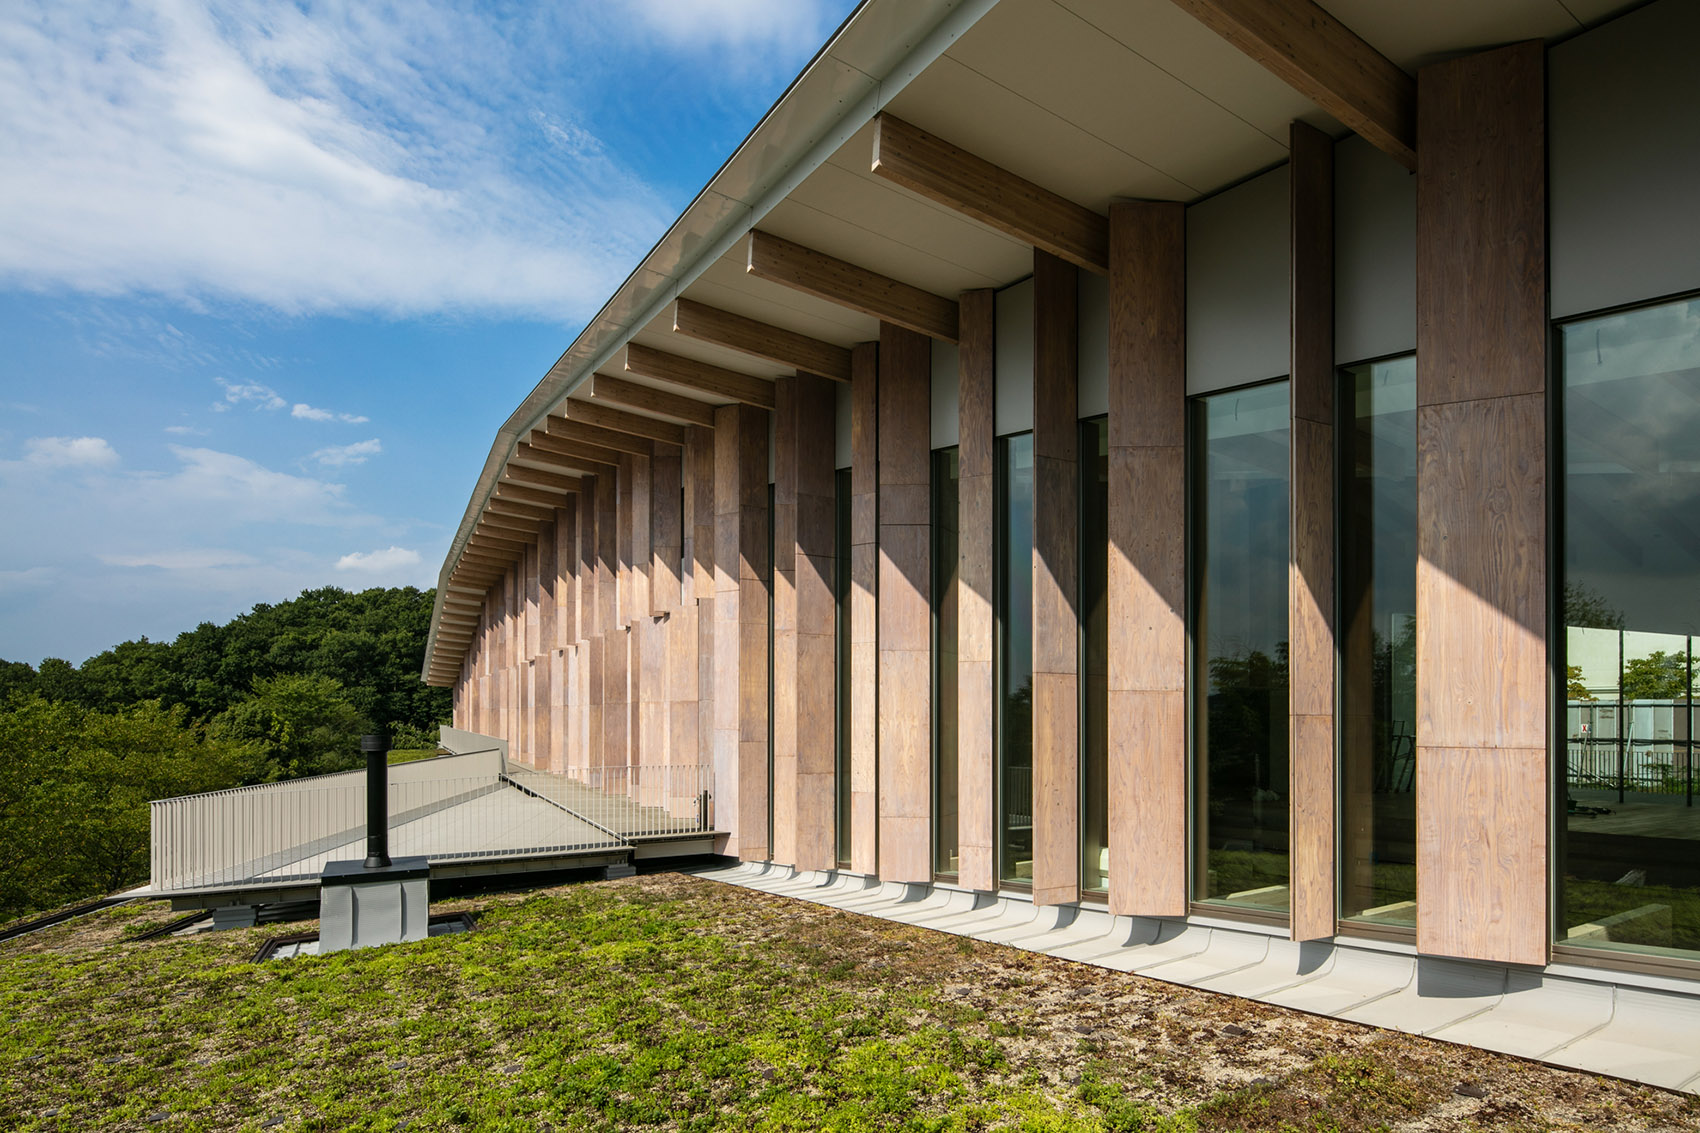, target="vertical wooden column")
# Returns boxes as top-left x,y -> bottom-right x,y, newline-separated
957,290 -> 997,892
553,501 -> 577,772
714,402 -> 771,859
849,342 -> 880,874
772,377 -> 801,866
688,429 -> 716,814
628,448 -> 653,624
1032,250 -> 1080,908
536,517 -> 557,771
794,373 -> 839,872
1415,42 -> 1548,967
1289,120 -> 1338,942
1106,201 -> 1189,918
652,447 -> 683,616
877,321 -> 931,884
